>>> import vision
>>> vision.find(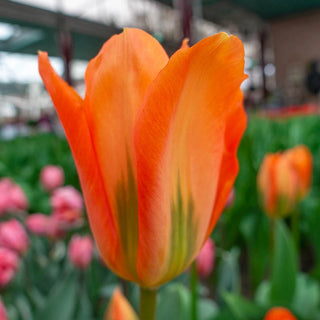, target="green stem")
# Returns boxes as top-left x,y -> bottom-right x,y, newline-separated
191,262 -> 198,320
140,287 -> 158,320
291,208 -> 300,250
269,217 -> 275,259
